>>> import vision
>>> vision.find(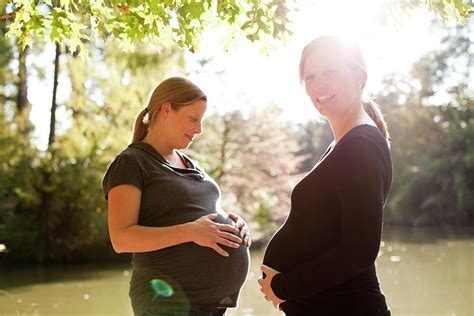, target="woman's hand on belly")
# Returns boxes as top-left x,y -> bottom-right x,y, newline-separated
184,213 -> 242,257
258,265 -> 286,309
228,212 -> 251,247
